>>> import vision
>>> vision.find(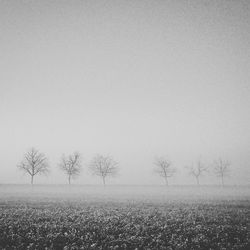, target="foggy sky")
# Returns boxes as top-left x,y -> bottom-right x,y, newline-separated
0,0 -> 250,185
